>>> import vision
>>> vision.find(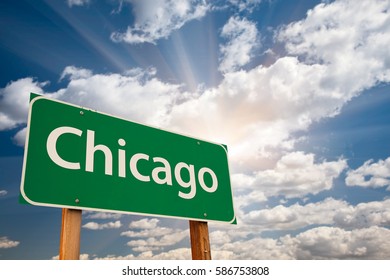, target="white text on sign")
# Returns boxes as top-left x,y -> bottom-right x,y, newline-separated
46,126 -> 218,199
